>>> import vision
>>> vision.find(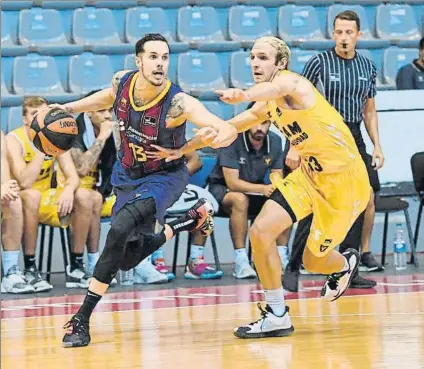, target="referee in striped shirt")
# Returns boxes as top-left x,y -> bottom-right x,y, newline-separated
283,10 -> 384,292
